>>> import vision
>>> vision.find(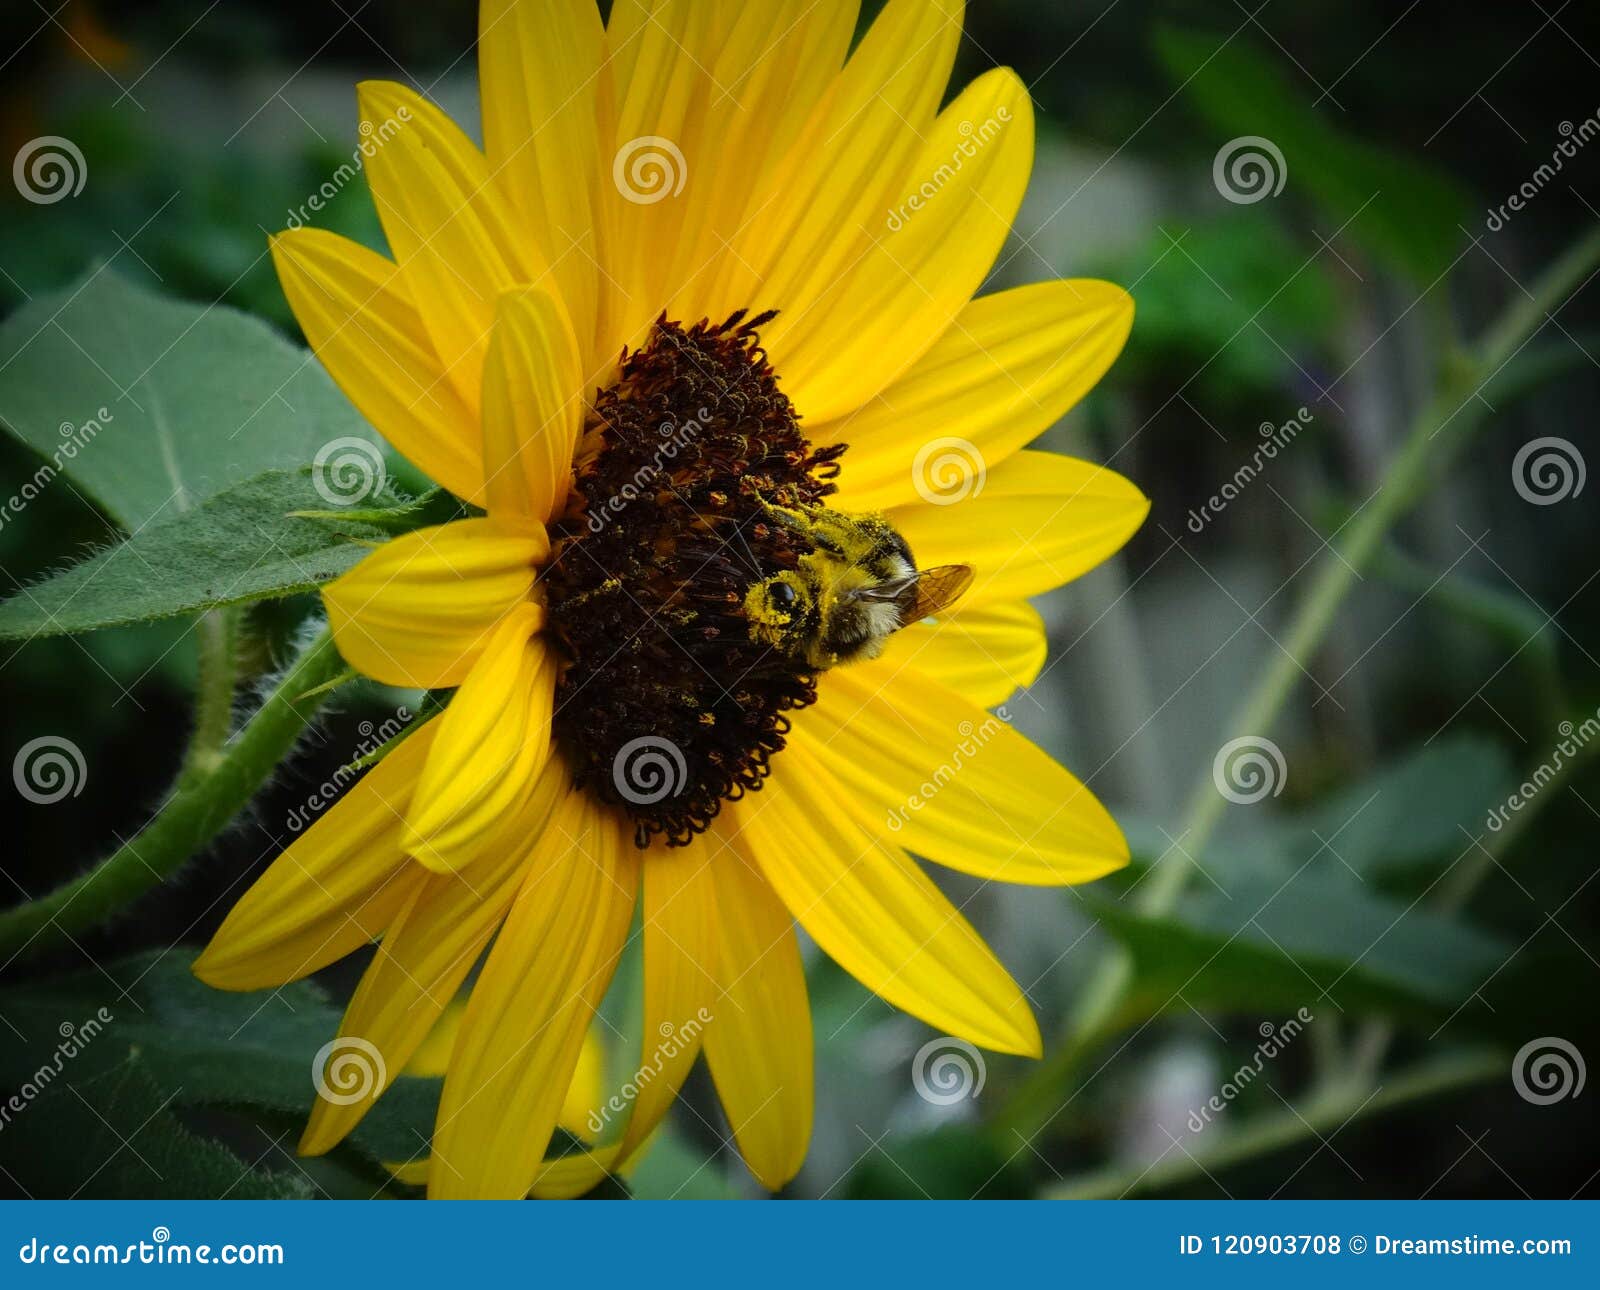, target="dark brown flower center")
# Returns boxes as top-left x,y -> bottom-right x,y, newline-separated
542,311 -> 845,848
